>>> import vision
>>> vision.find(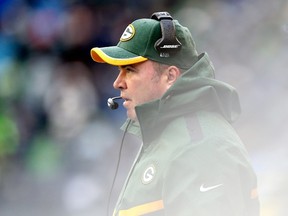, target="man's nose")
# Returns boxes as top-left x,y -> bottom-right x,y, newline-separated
113,71 -> 126,90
